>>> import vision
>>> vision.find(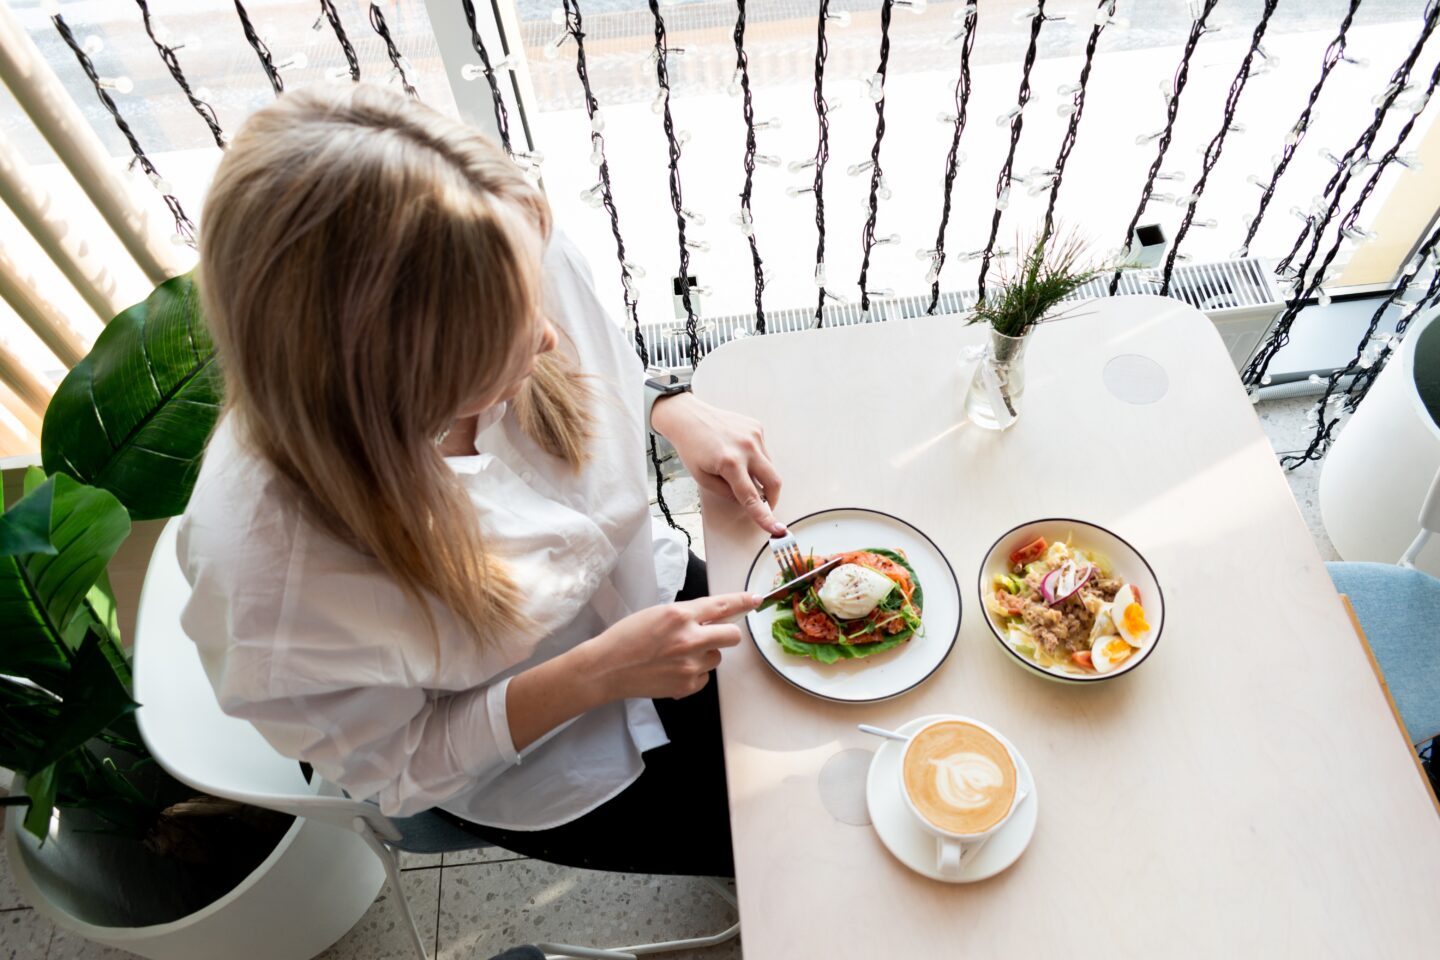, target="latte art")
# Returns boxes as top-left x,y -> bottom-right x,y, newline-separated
930,753 -> 1006,811
902,720 -> 1018,835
